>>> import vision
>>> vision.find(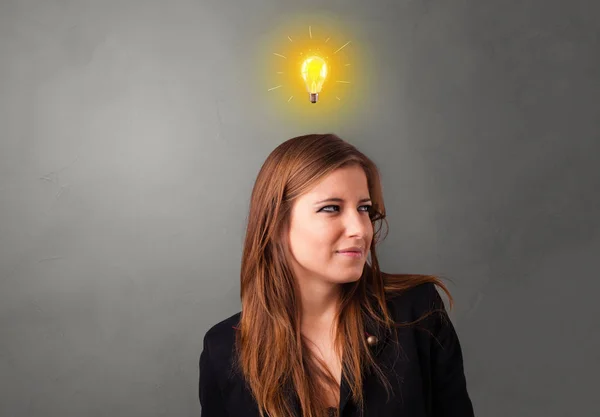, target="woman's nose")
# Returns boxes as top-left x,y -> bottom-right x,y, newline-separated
343,212 -> 369,236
